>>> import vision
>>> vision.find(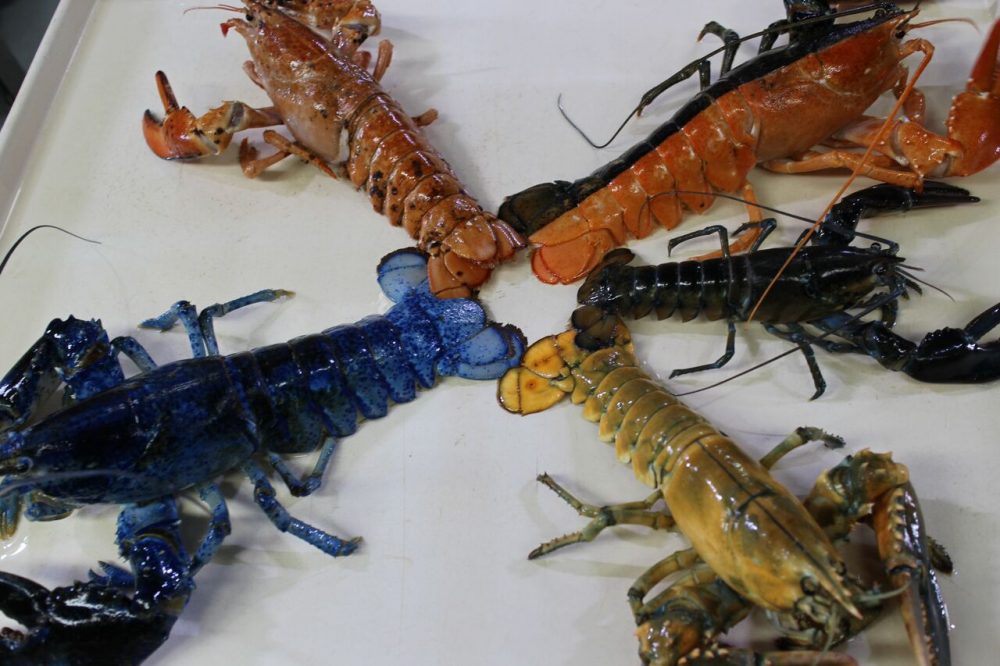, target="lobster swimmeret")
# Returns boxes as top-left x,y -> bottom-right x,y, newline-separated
0,249 -> 525,662
497,324 -> 951,665
498,2 -> 1000,285
144,1 -> 524,298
